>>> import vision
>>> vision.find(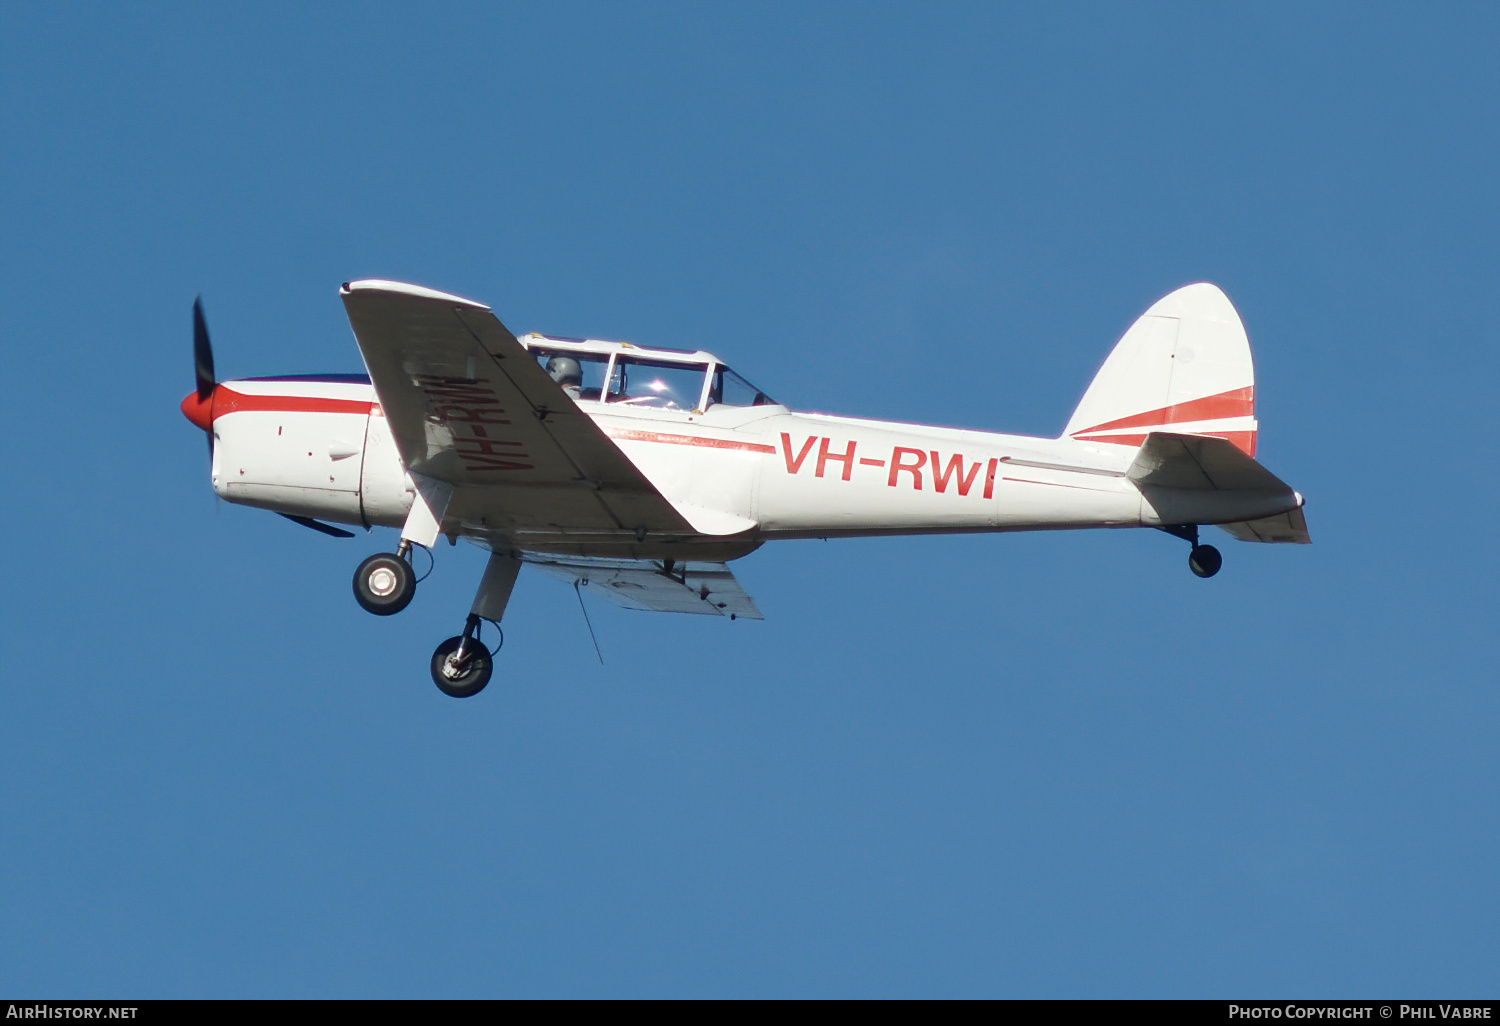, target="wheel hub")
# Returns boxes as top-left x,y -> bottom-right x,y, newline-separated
368,566 -> 399,596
